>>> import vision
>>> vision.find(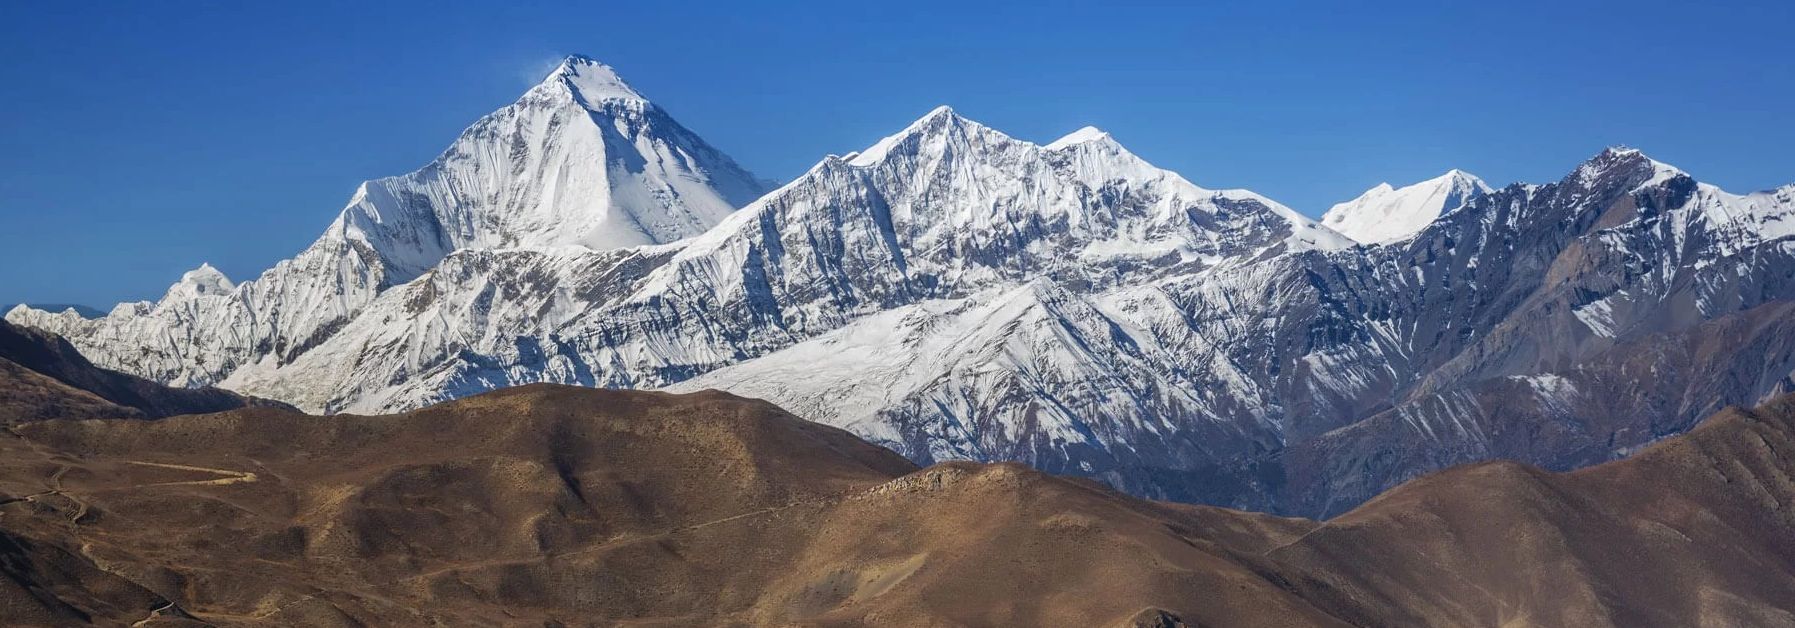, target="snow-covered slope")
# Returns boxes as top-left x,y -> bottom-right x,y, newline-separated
682,148 -> 1795,510
207,105 -> 1349,414
1321,169 -> 1491,244
663,276 -> 1288,488
6,55 -> 769,388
